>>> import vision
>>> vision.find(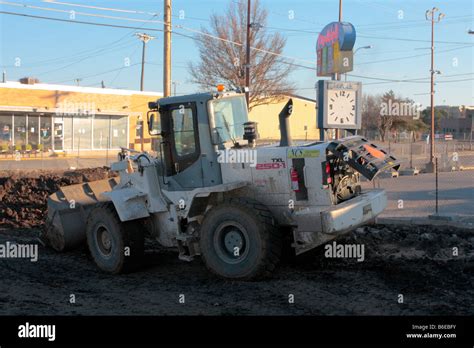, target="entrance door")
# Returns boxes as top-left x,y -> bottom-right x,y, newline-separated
53,119 -> 64,151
